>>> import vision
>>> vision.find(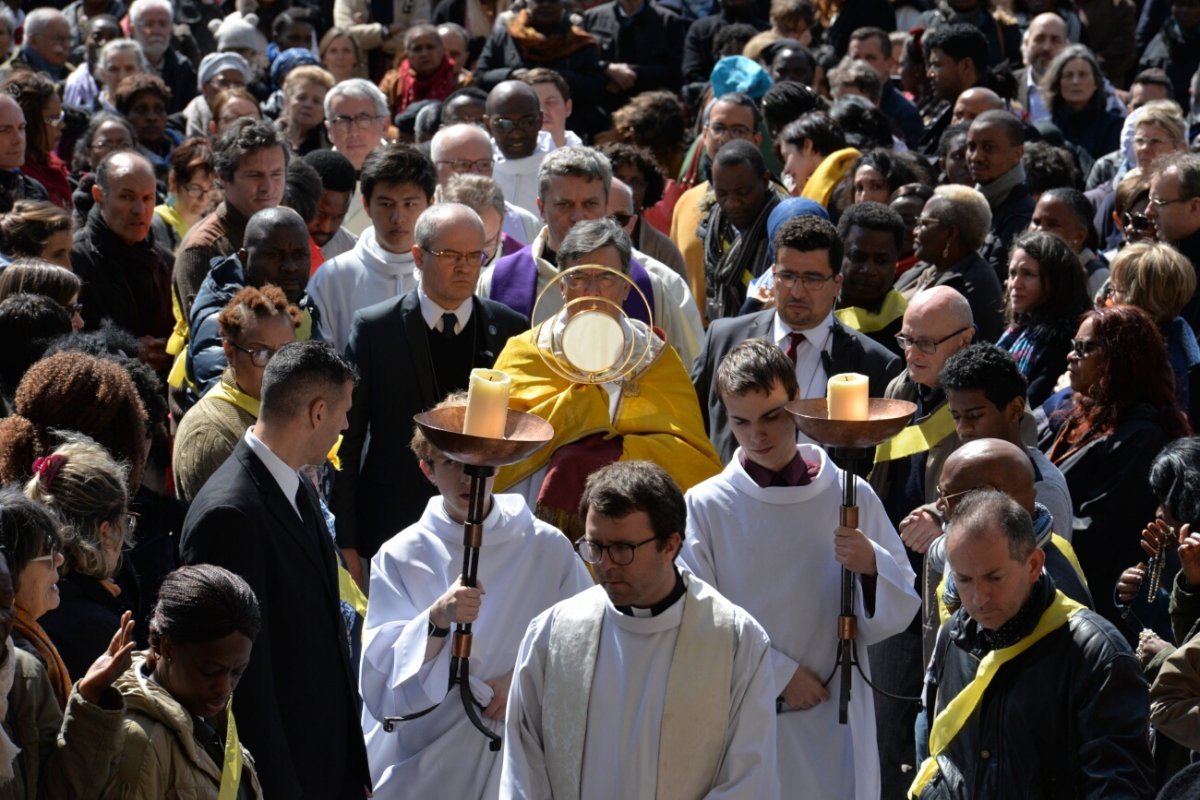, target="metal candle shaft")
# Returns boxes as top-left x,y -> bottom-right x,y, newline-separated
833,447 -> 868,726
